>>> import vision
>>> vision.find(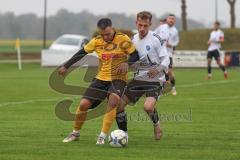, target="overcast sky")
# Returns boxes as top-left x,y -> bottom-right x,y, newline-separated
1,0 -> 240,27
